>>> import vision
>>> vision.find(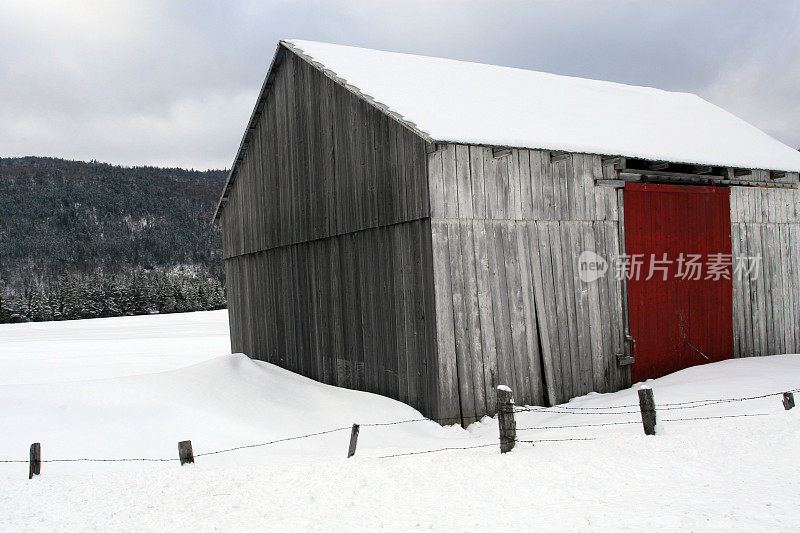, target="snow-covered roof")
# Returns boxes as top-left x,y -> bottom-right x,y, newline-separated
286,39 -> 800,173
